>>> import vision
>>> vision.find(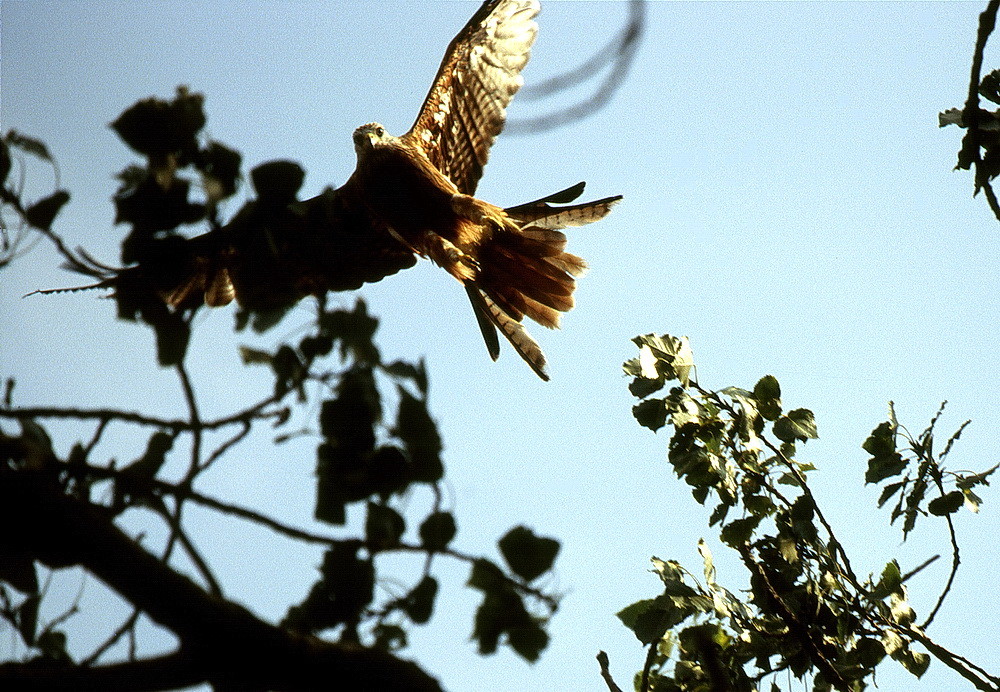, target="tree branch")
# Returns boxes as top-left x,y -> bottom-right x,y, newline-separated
0,470 -> 442,692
